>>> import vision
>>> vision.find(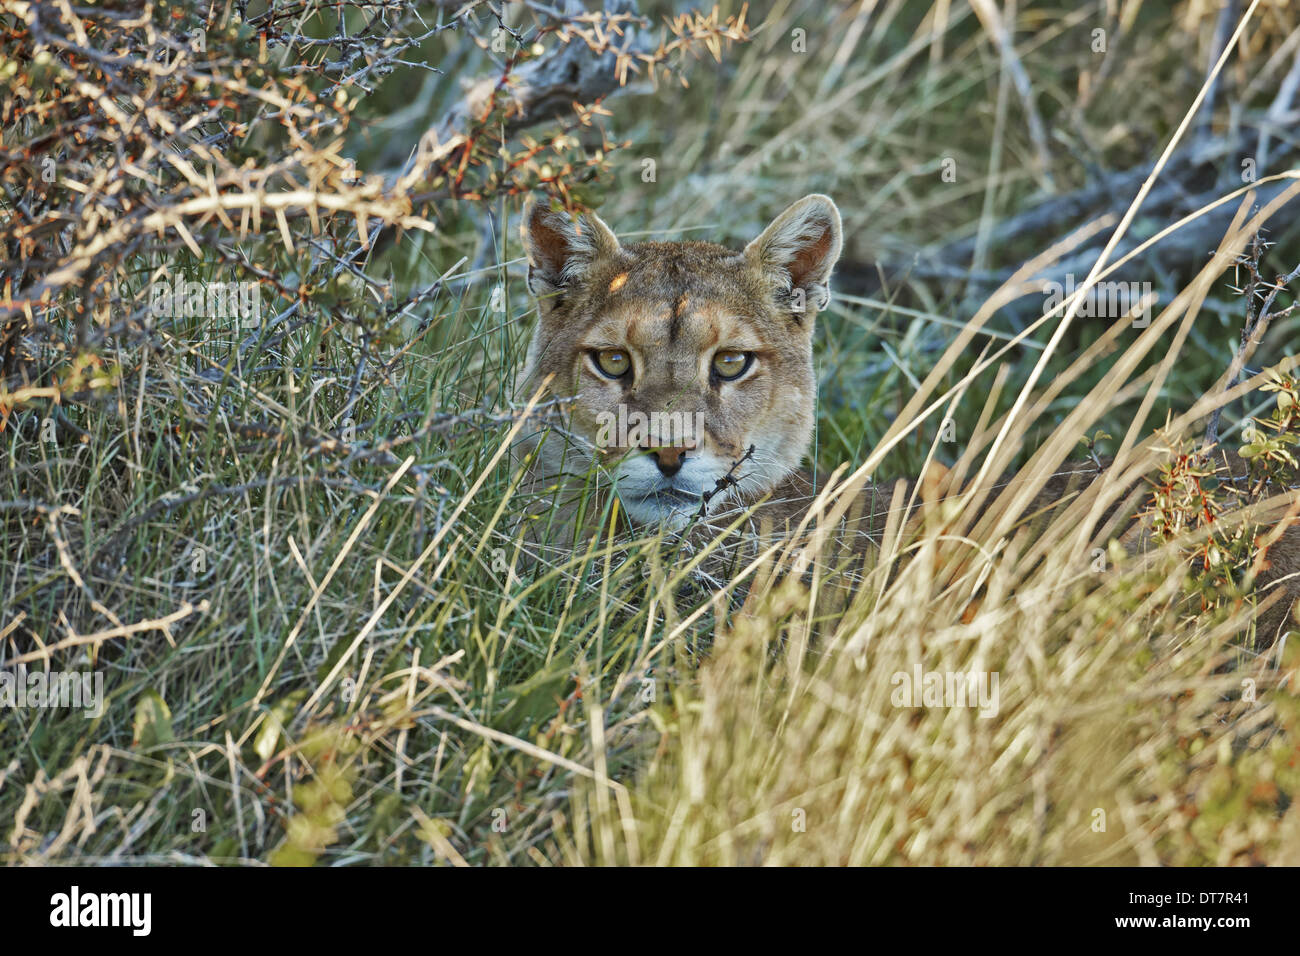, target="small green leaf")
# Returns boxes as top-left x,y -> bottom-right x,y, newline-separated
253,695 -> 300,763
132,689 -> 174,749
253,710 -> 284,763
